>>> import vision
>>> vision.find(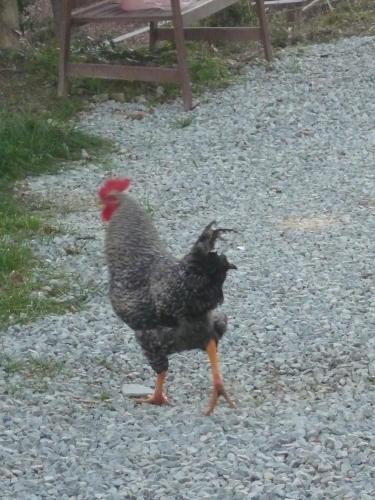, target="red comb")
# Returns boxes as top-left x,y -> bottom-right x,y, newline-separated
98,178 -> 131,202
